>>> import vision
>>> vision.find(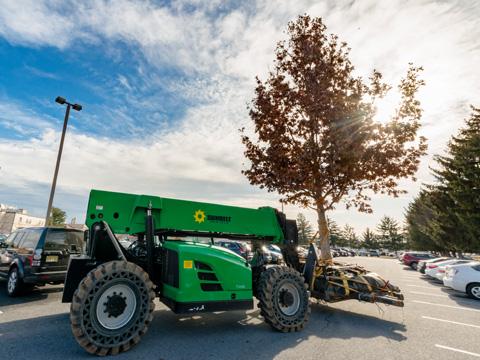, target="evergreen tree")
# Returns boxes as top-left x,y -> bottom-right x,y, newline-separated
297,213 -> 314,245
405,107 -> 480,253
362,228 -> 378,249
342,224 -> 358,248
431,106 -> 480,252
327,217 -> 342,246
376,216 -> 401,250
